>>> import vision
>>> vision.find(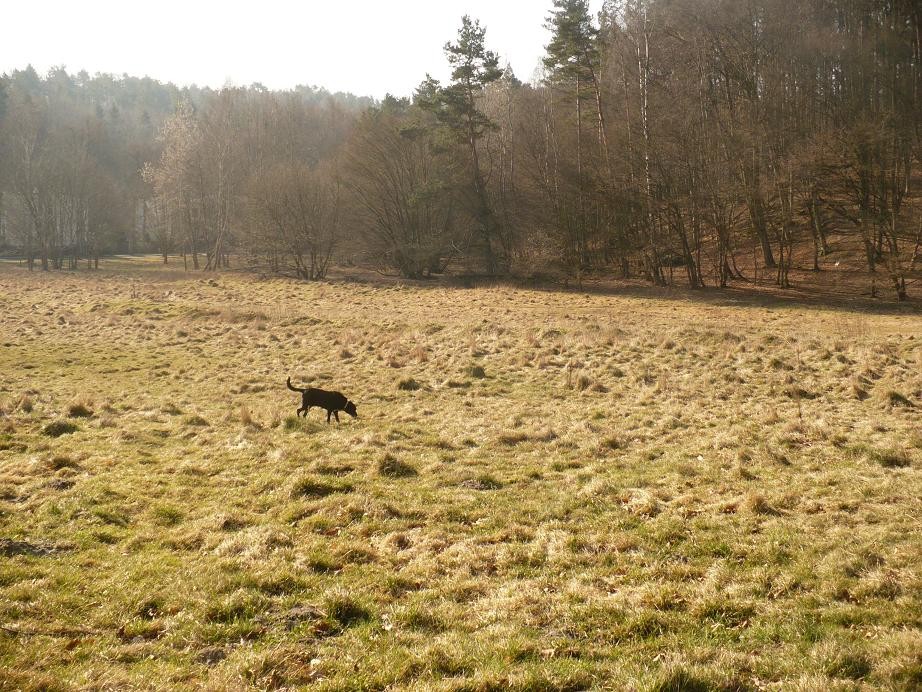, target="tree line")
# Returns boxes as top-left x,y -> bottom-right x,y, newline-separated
1,0 -> 920,300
